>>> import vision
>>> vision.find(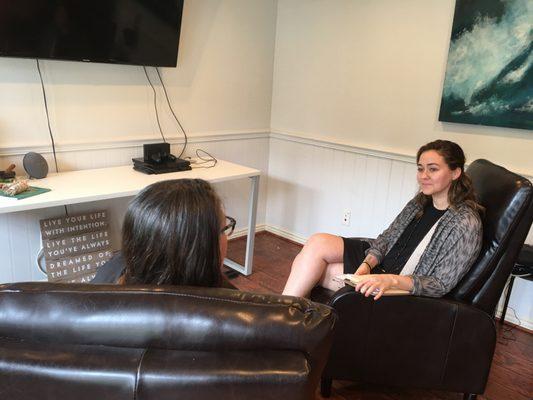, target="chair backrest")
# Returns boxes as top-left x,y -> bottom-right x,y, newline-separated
448,159 -> 533,315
